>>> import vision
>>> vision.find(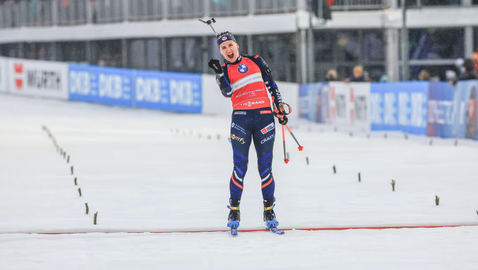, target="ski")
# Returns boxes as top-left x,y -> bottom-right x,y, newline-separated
230,225 -> 238,236
268,225 -> 285,235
